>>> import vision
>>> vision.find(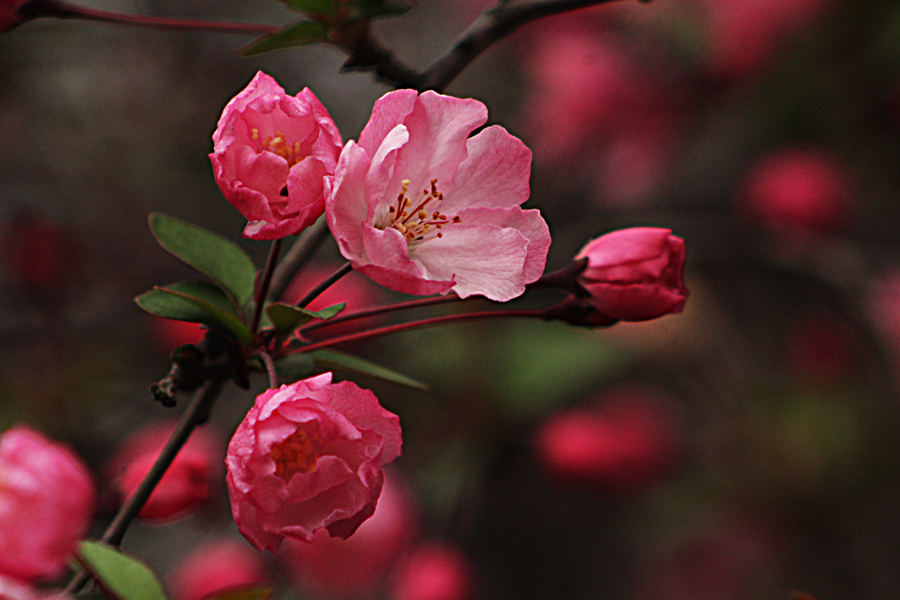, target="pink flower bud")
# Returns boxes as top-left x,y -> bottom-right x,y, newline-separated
390,544 -> 473,600
737,148 -> 853,234
108,421 -> 221,522
0,426 -> 95,582
281,469 -> 419,598
575,228 -> 687,322
226,373 -> 402,553
210,72 -> 343,240
167,540 -> 268,600
534,390 -> 683,492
